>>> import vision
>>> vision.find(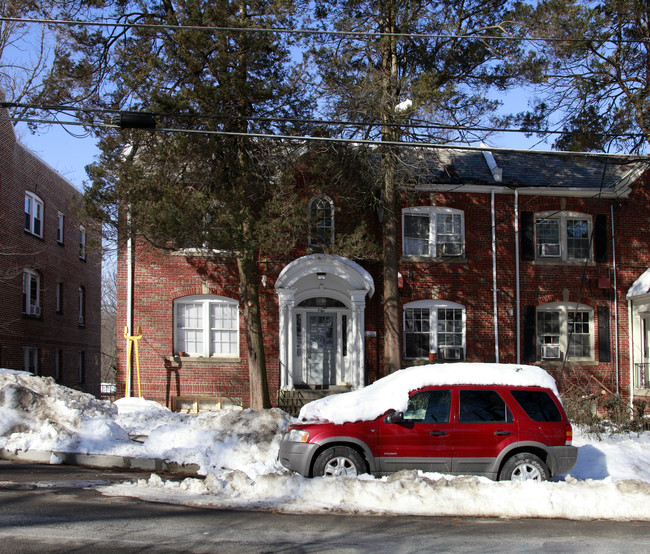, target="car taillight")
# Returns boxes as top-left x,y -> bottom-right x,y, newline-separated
565,424 -> 573,445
